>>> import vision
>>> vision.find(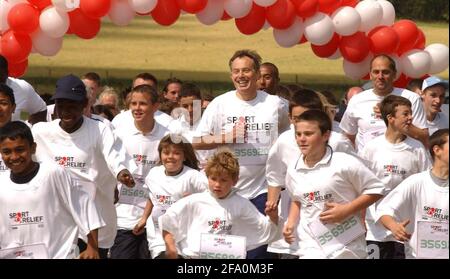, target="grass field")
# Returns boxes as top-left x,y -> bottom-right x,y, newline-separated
26,15 -> 449,98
